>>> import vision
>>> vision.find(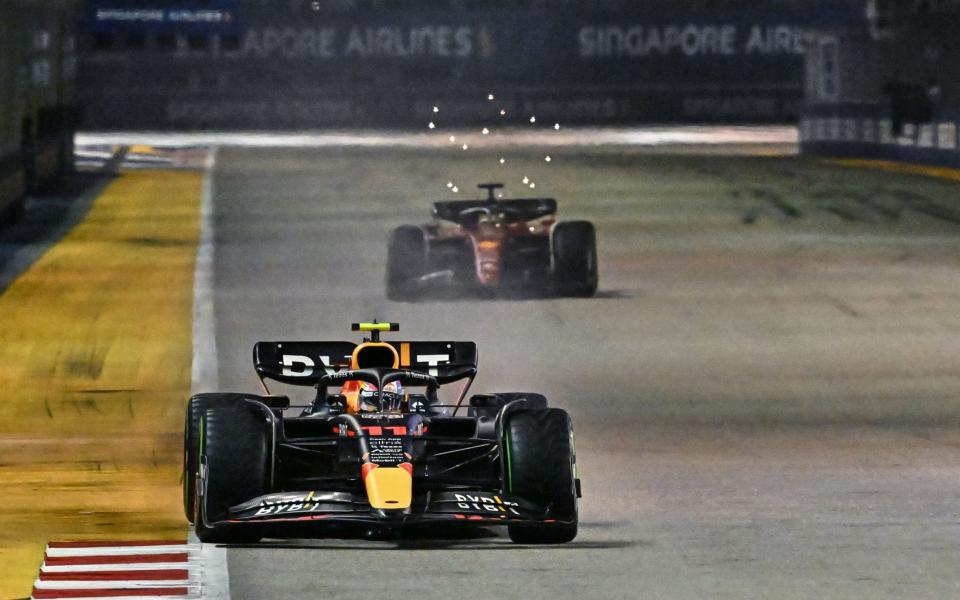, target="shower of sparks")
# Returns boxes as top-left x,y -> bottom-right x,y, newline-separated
425,99 -> 558,197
